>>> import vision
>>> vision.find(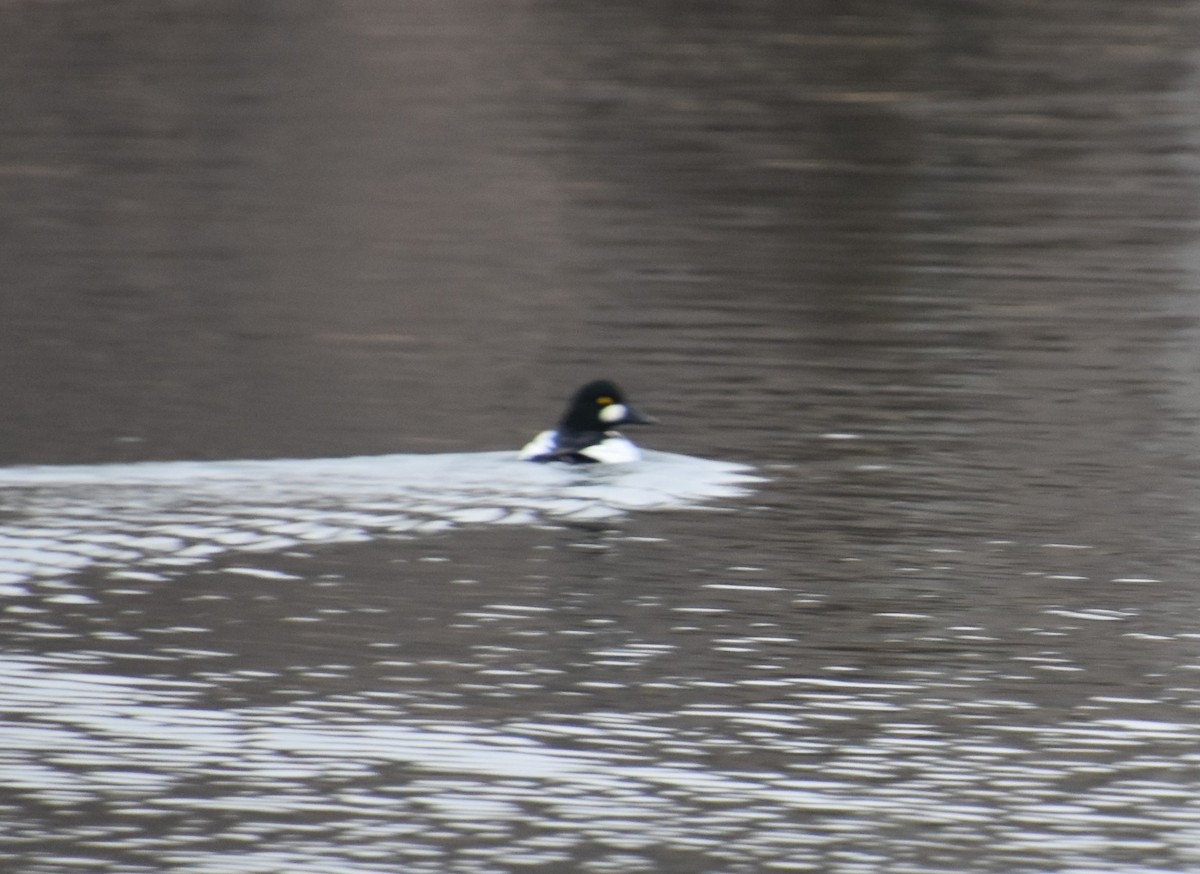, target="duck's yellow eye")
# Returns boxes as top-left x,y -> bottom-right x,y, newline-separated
596,396 -> 614,406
